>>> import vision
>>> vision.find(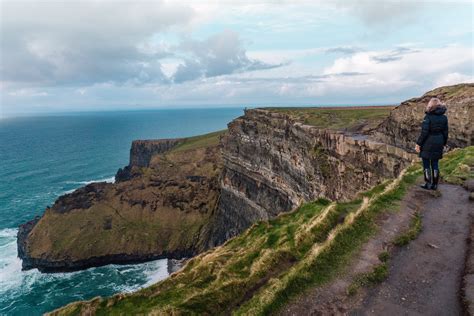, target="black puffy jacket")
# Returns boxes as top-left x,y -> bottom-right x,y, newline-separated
416,106 -> 448,160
